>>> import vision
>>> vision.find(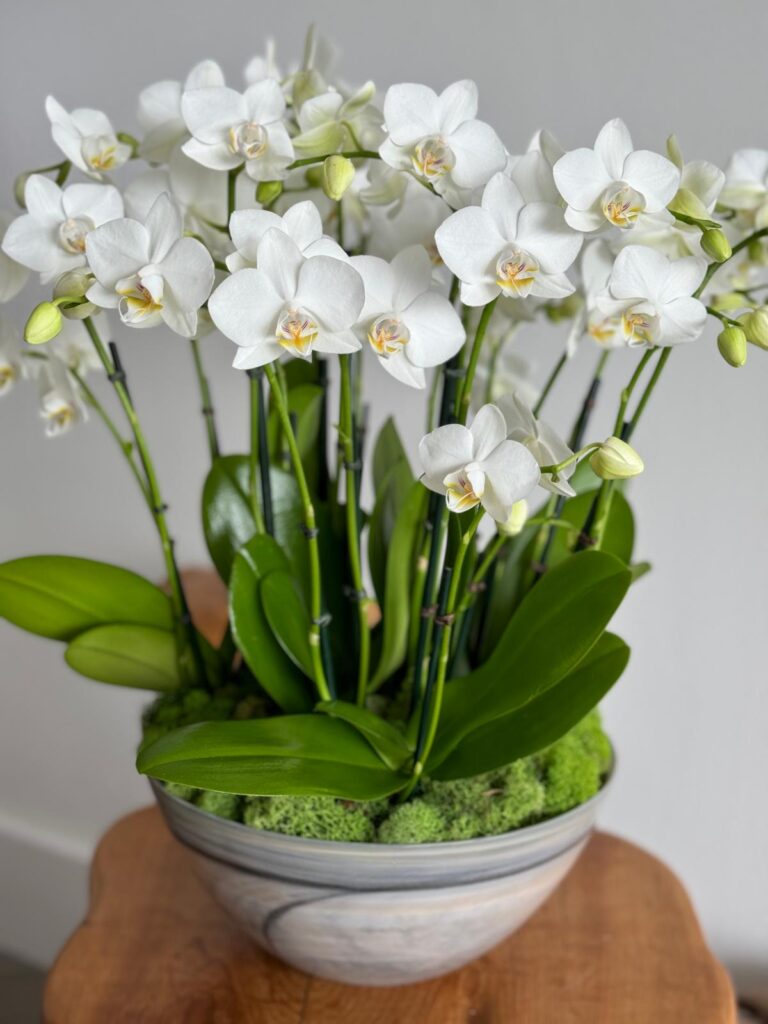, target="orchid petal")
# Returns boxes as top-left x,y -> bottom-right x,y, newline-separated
469,403 -> 507,461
